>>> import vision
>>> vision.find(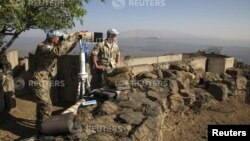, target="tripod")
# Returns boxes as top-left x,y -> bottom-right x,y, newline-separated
76,36 -> 90,101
